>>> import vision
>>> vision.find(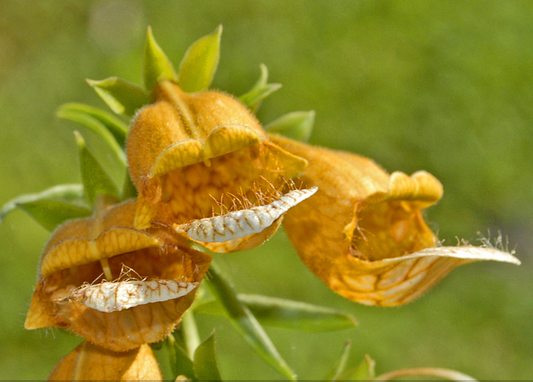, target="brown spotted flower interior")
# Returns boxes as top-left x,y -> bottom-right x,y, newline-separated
350,200 -> 437,262
127,81 -> 309,252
